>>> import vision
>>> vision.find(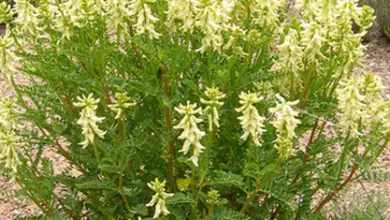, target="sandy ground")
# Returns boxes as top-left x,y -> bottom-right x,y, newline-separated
0,24 -> 389,219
